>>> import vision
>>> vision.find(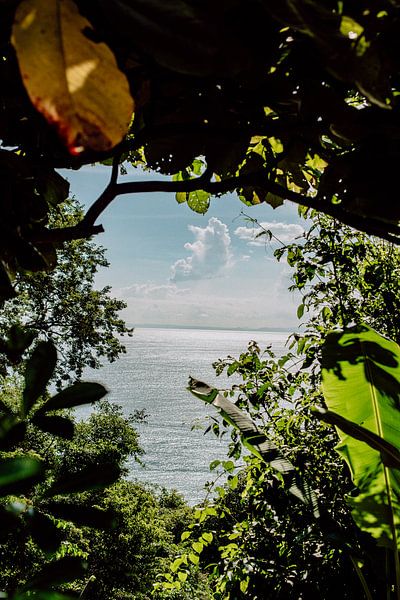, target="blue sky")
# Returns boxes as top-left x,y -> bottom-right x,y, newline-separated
63,165 -> 304,329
